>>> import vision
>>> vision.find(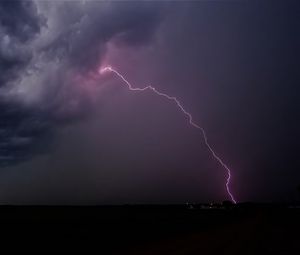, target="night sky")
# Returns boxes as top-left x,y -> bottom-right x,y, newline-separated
0,0 -> 299,204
